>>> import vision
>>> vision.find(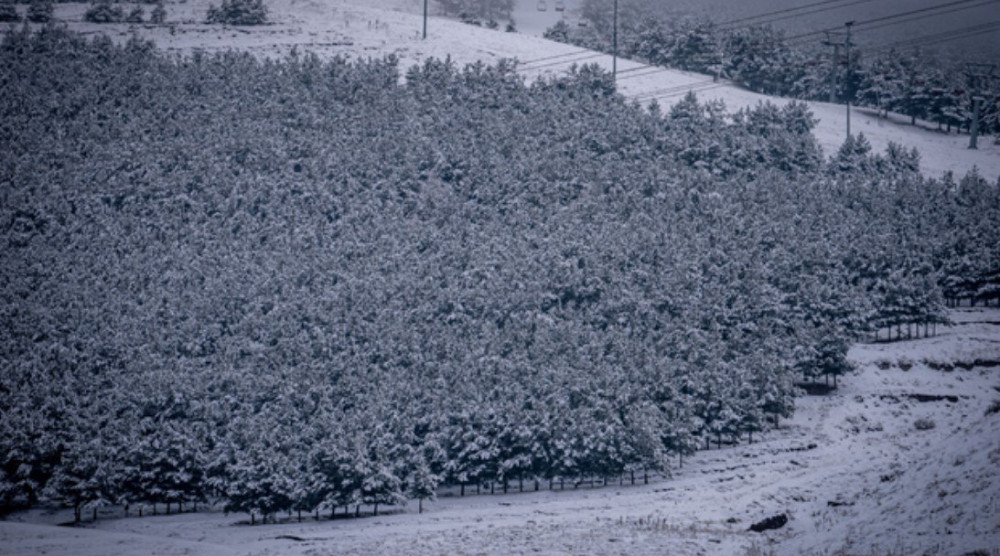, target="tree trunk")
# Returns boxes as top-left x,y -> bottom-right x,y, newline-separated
298,509 -> 302,522
374,503 -> 378,517
74,504 -> 81,523
419,498 -> 423,514
251,512 -> 255,525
